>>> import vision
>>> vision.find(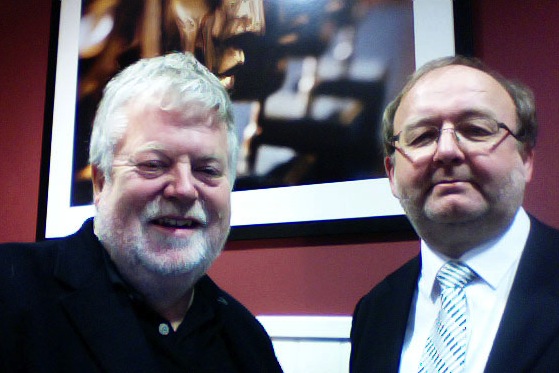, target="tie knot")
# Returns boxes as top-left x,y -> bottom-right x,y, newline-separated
436,261 -> 477,290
